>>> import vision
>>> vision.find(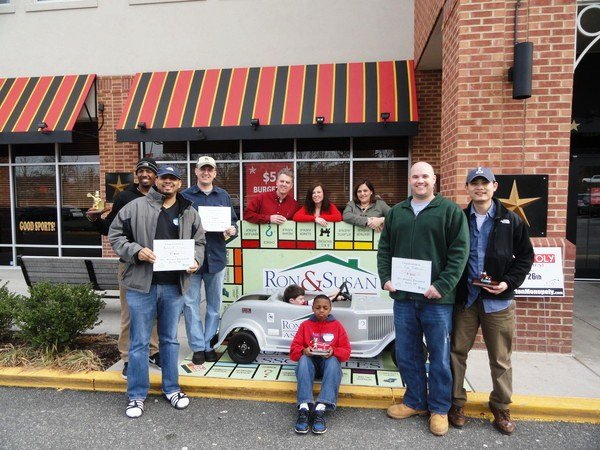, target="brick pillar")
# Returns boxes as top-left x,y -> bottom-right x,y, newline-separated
415,0 -> 577,352
97,75 -> 139,257
413,70 -> 442,172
